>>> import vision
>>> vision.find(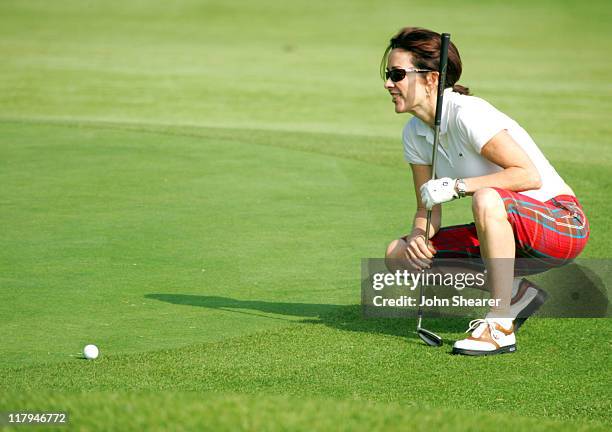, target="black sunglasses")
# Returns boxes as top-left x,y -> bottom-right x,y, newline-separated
385,68 -> 432,82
